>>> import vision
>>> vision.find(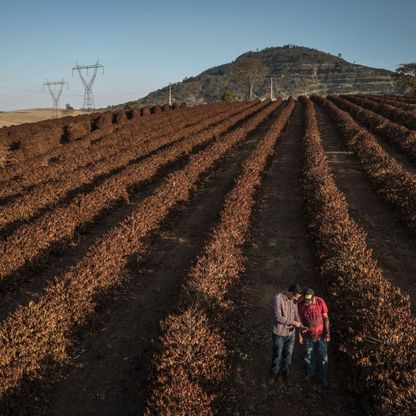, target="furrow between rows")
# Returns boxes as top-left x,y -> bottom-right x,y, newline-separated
312,95 -> 416,231
0,102 -> 241,200
144,98 -> 296,415
301,96 -> 416,415
0,99 -> 279,403
0,100 -> 272,286
332,95 -> 416,164
0,102 -> 254,231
